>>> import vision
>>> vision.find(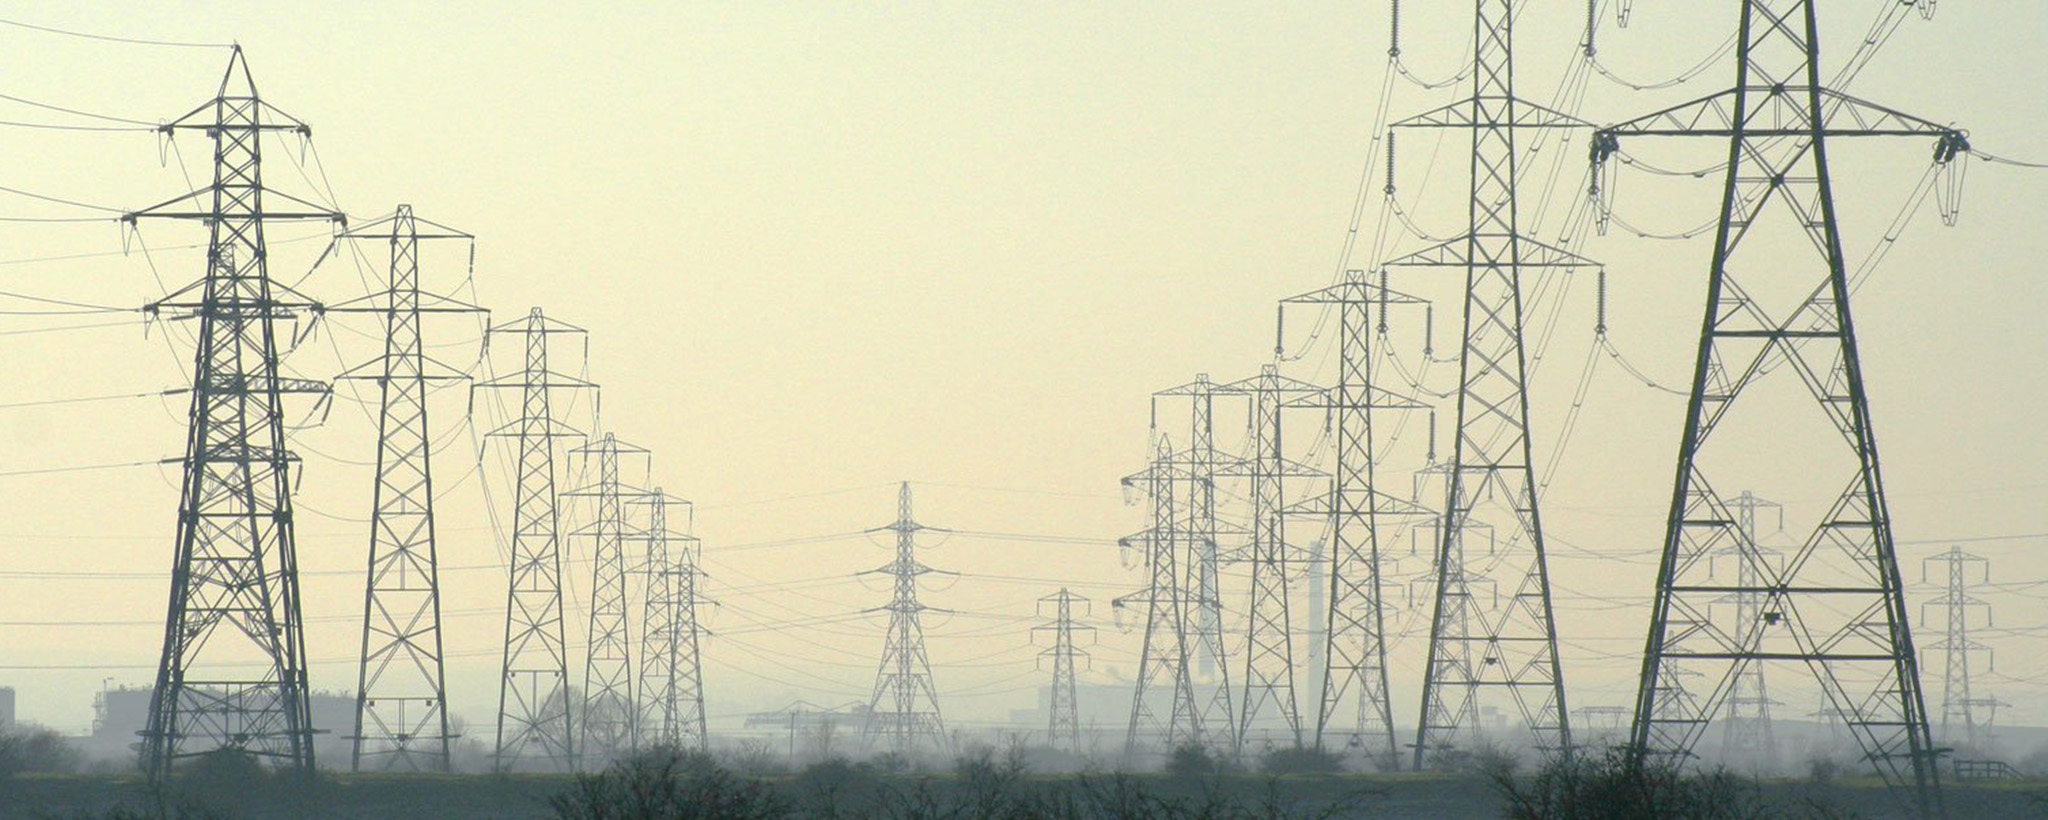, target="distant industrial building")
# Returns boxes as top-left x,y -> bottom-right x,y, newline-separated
80,686 -> 357,766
